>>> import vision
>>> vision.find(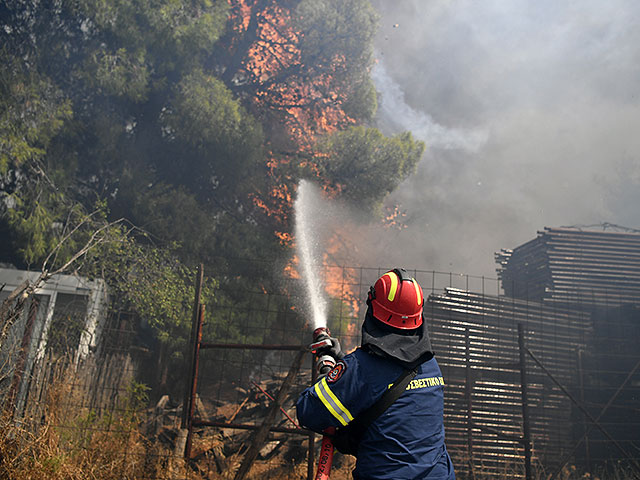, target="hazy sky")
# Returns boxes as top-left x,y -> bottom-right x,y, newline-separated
355,0 -> 640,277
